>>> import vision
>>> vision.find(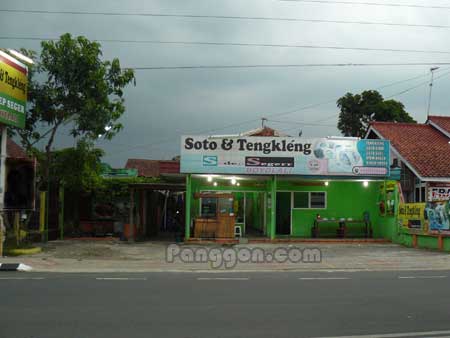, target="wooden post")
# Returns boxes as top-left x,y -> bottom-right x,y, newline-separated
39,191 -> 46,235
58,185 -> 64,240
14,212 -> 20,246
129,188 -> 135,242
438,235 -> 444,250
142,191 -> 147,237
412,234 -> 417,248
